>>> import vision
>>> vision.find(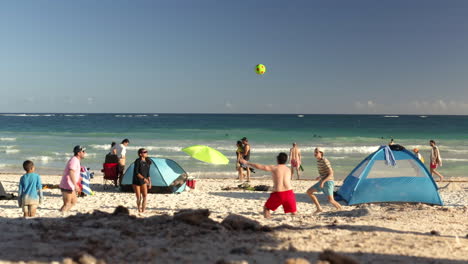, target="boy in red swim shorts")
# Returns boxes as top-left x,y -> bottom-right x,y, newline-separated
240,152 -> 297,218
